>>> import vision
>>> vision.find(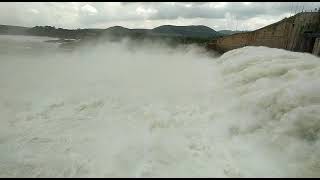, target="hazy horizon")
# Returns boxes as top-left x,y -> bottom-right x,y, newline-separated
1,2 -> 319,31
0,23 -> 243,32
